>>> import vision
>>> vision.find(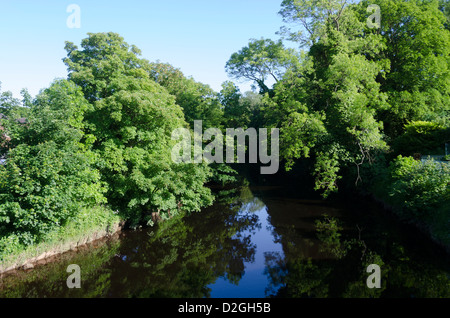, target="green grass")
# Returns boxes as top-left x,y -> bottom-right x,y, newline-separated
0,206 -> 122,273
